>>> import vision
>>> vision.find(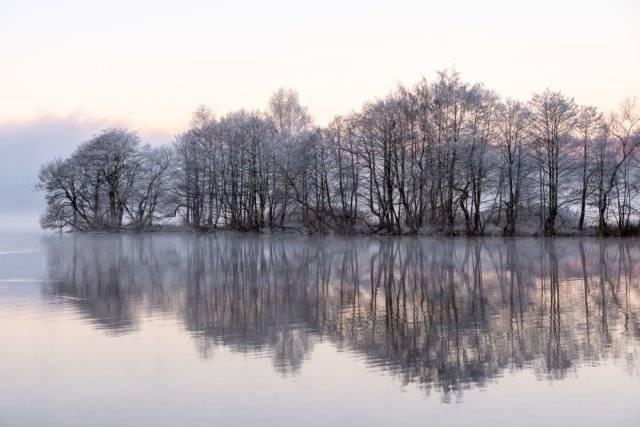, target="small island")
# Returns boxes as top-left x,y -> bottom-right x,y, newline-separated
37,71 -> 640,236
